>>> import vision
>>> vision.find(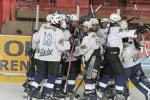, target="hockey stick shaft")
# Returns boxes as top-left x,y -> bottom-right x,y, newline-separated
142,36 -> 149,56
95,4 -> 102,13
90,4 -> 95,17
96,67 -> 102,87
35,5 -> 39,30
64,30 -> 77,93
74,56 -> 86,94
76,1 -> 80,20
139,82 -> 150,94
74,76 -> 84,94
64,43 -> 75,92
